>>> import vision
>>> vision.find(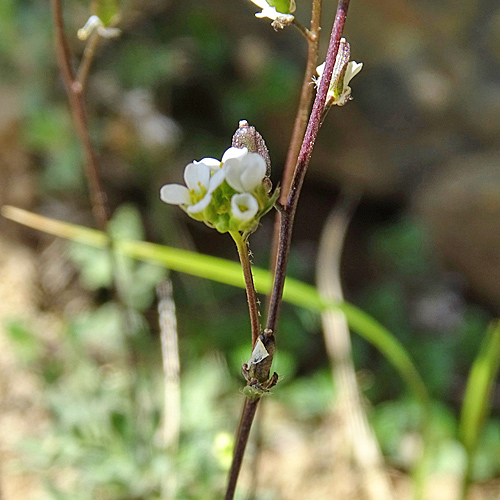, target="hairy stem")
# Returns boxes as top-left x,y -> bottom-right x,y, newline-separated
225,399 -> 260,500
225,3 -> 352,499
268,0 -> 322,289
51,0 -> 108,230
232,232 -> 261,348
267,0 -> 351,334
282,0 -> 322,200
